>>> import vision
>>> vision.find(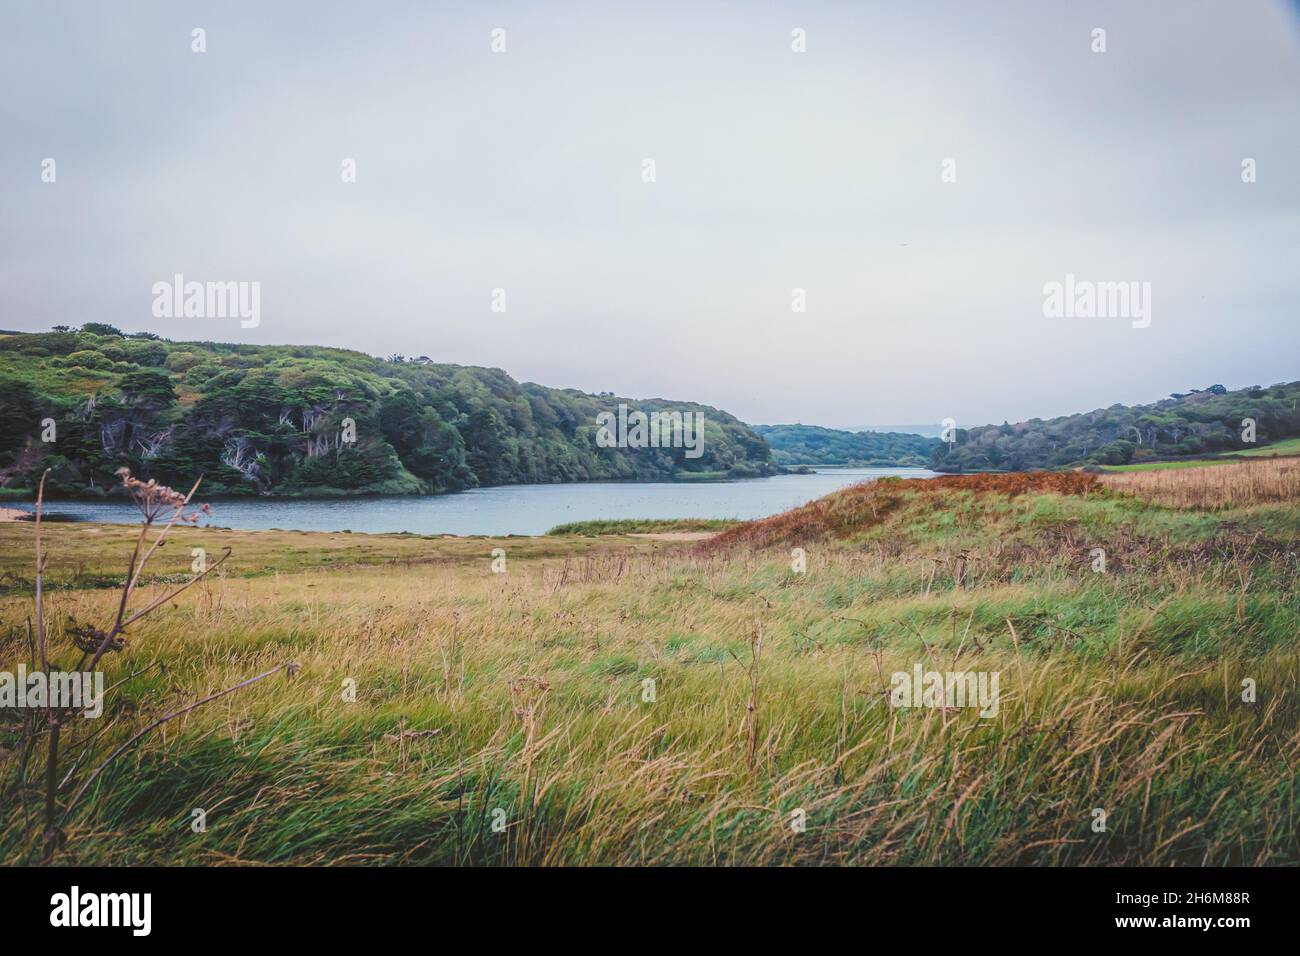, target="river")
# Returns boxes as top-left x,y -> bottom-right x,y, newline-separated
26,467 -> 937,536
